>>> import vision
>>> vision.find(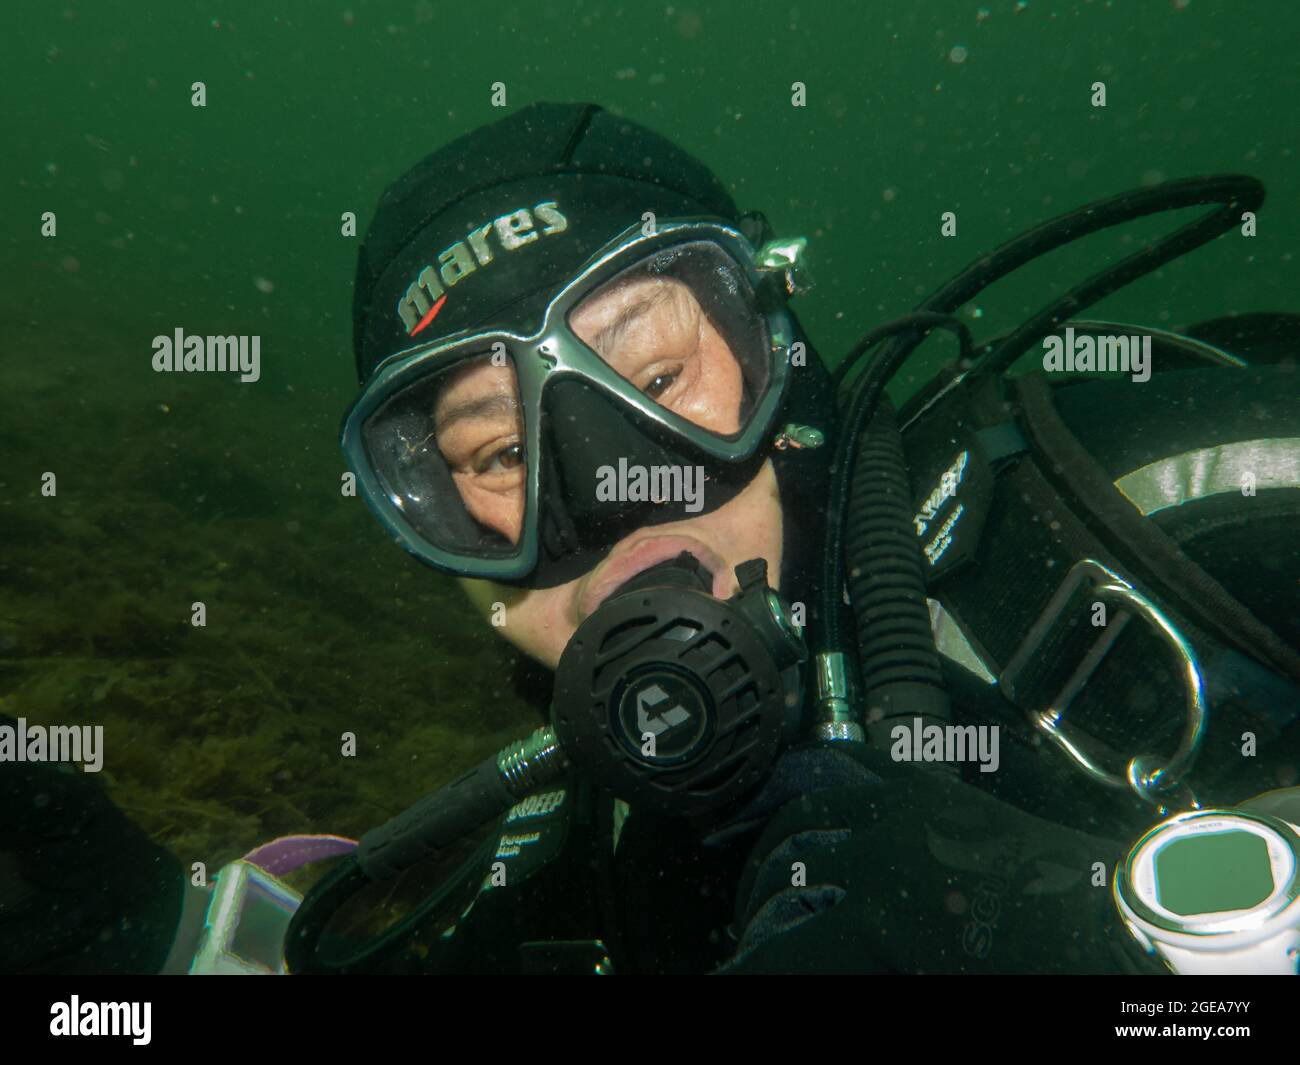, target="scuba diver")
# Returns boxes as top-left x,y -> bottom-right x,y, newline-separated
5,101 -> 1296,977
277,101 -> 1300,976
274,100 -> 1300,976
